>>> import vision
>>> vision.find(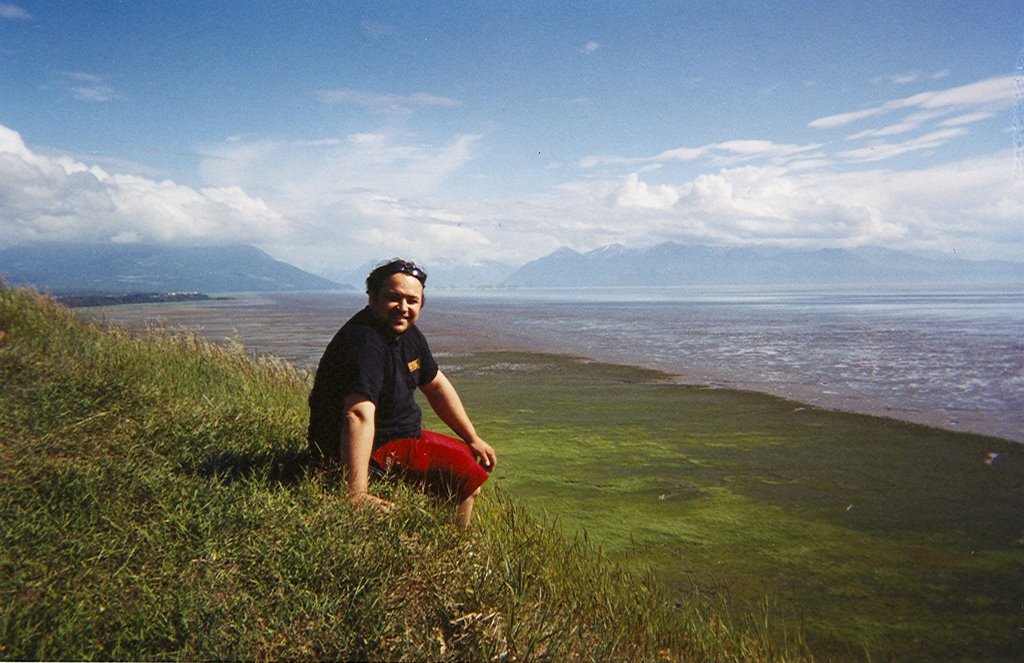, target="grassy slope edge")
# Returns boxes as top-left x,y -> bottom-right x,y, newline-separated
0,284 -> 804,661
